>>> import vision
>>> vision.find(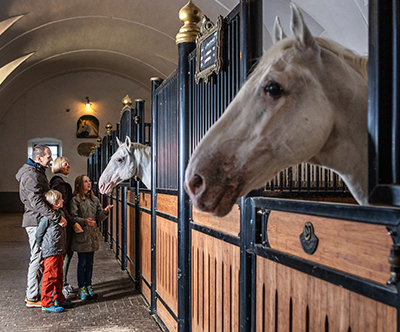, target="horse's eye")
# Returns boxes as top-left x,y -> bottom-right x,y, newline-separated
265,81 -> 284,99
116,157 -> 124,164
